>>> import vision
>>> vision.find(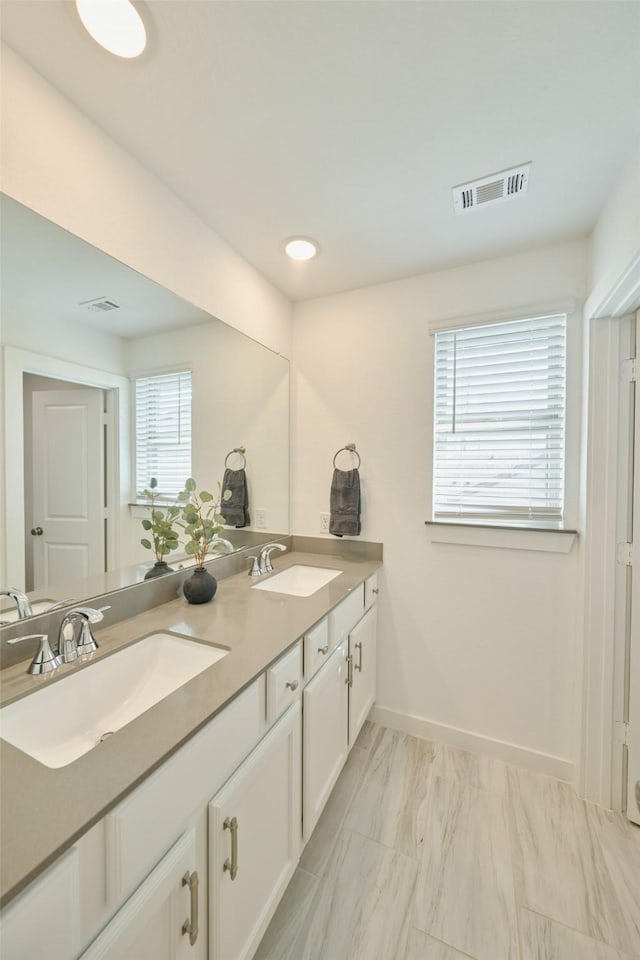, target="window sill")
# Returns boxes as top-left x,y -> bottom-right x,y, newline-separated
425,521 -> 578,553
